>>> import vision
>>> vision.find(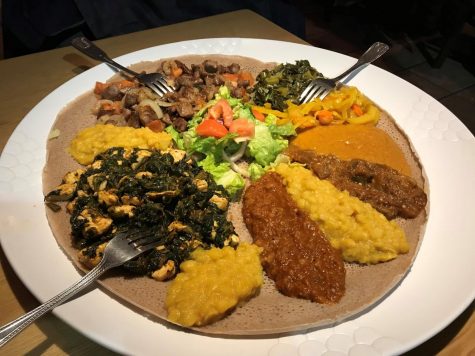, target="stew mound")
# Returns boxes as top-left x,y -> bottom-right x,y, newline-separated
43,54 -> 428,335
